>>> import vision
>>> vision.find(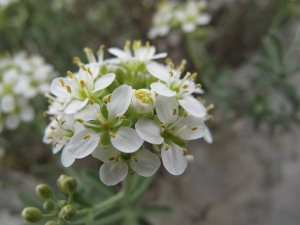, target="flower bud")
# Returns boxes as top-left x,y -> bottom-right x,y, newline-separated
57,175 -> 77,194
129,89 -> 156,118
45,221 -> 58,225
36,184 -> 53,200
43,201 -> 55,212
57,200 -> 68,209
22,207 -> 43,223
60,205 -> 76,221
